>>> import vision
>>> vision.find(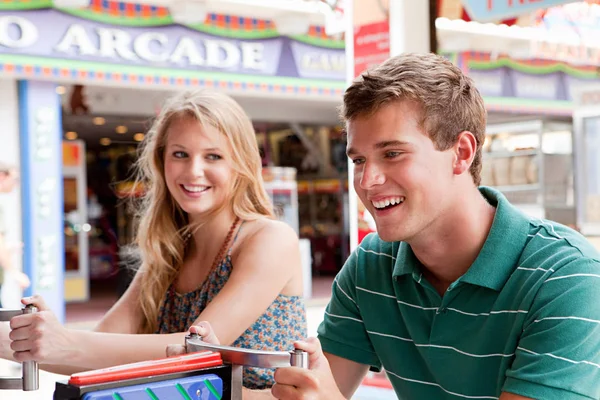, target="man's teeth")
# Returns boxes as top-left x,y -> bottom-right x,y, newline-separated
183,185 -> 209,193
372,197 -> 405,209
